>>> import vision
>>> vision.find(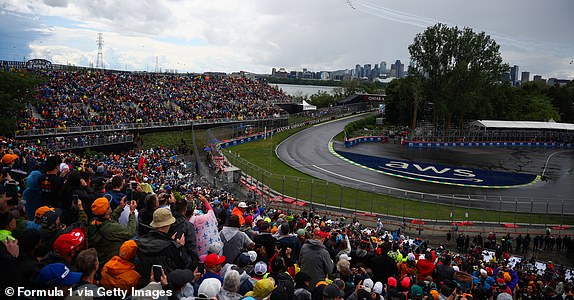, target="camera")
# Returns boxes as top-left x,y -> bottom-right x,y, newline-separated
4,180 -> 19,206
